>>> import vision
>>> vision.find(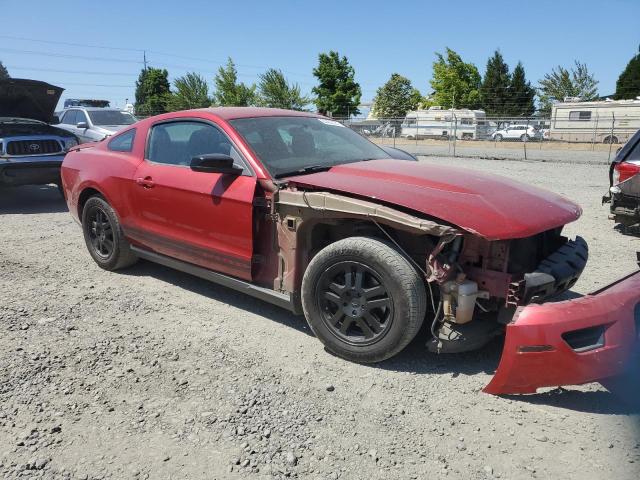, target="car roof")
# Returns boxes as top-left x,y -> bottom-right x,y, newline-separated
65,107 -> 129,112
190,107 -> 320,120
